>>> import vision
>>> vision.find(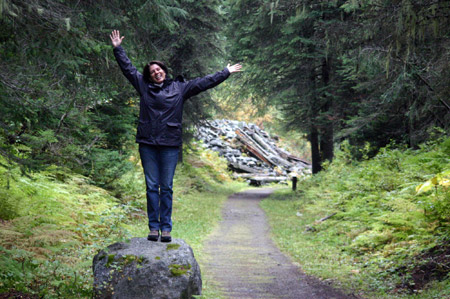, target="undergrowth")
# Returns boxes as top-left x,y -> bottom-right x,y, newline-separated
0,144 -> 243,298
261,137 -> 450,298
